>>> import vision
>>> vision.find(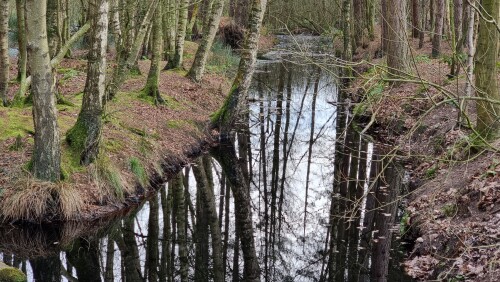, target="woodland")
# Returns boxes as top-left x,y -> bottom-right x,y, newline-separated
0,0 -> 499,281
